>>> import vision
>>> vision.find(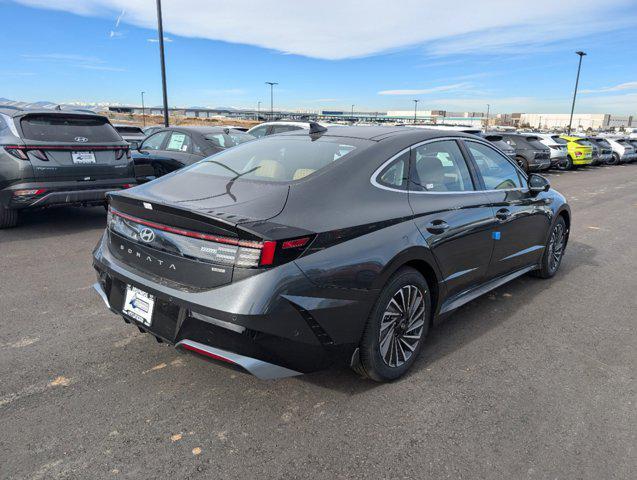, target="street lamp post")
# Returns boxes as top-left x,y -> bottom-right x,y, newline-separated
485,104 -> 490,132
413,99 -> 419,124
351,104 -> 355,120
155,0 -> 169,127
265,82 -> 278,119
141,91 -> 146,127
567,51 -> 587,135
257,101 -> 261,120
